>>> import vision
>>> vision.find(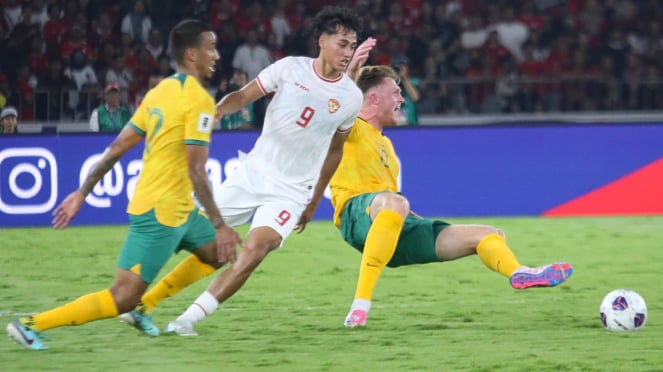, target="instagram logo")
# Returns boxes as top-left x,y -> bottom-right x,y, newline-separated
0,147 -> 58,214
